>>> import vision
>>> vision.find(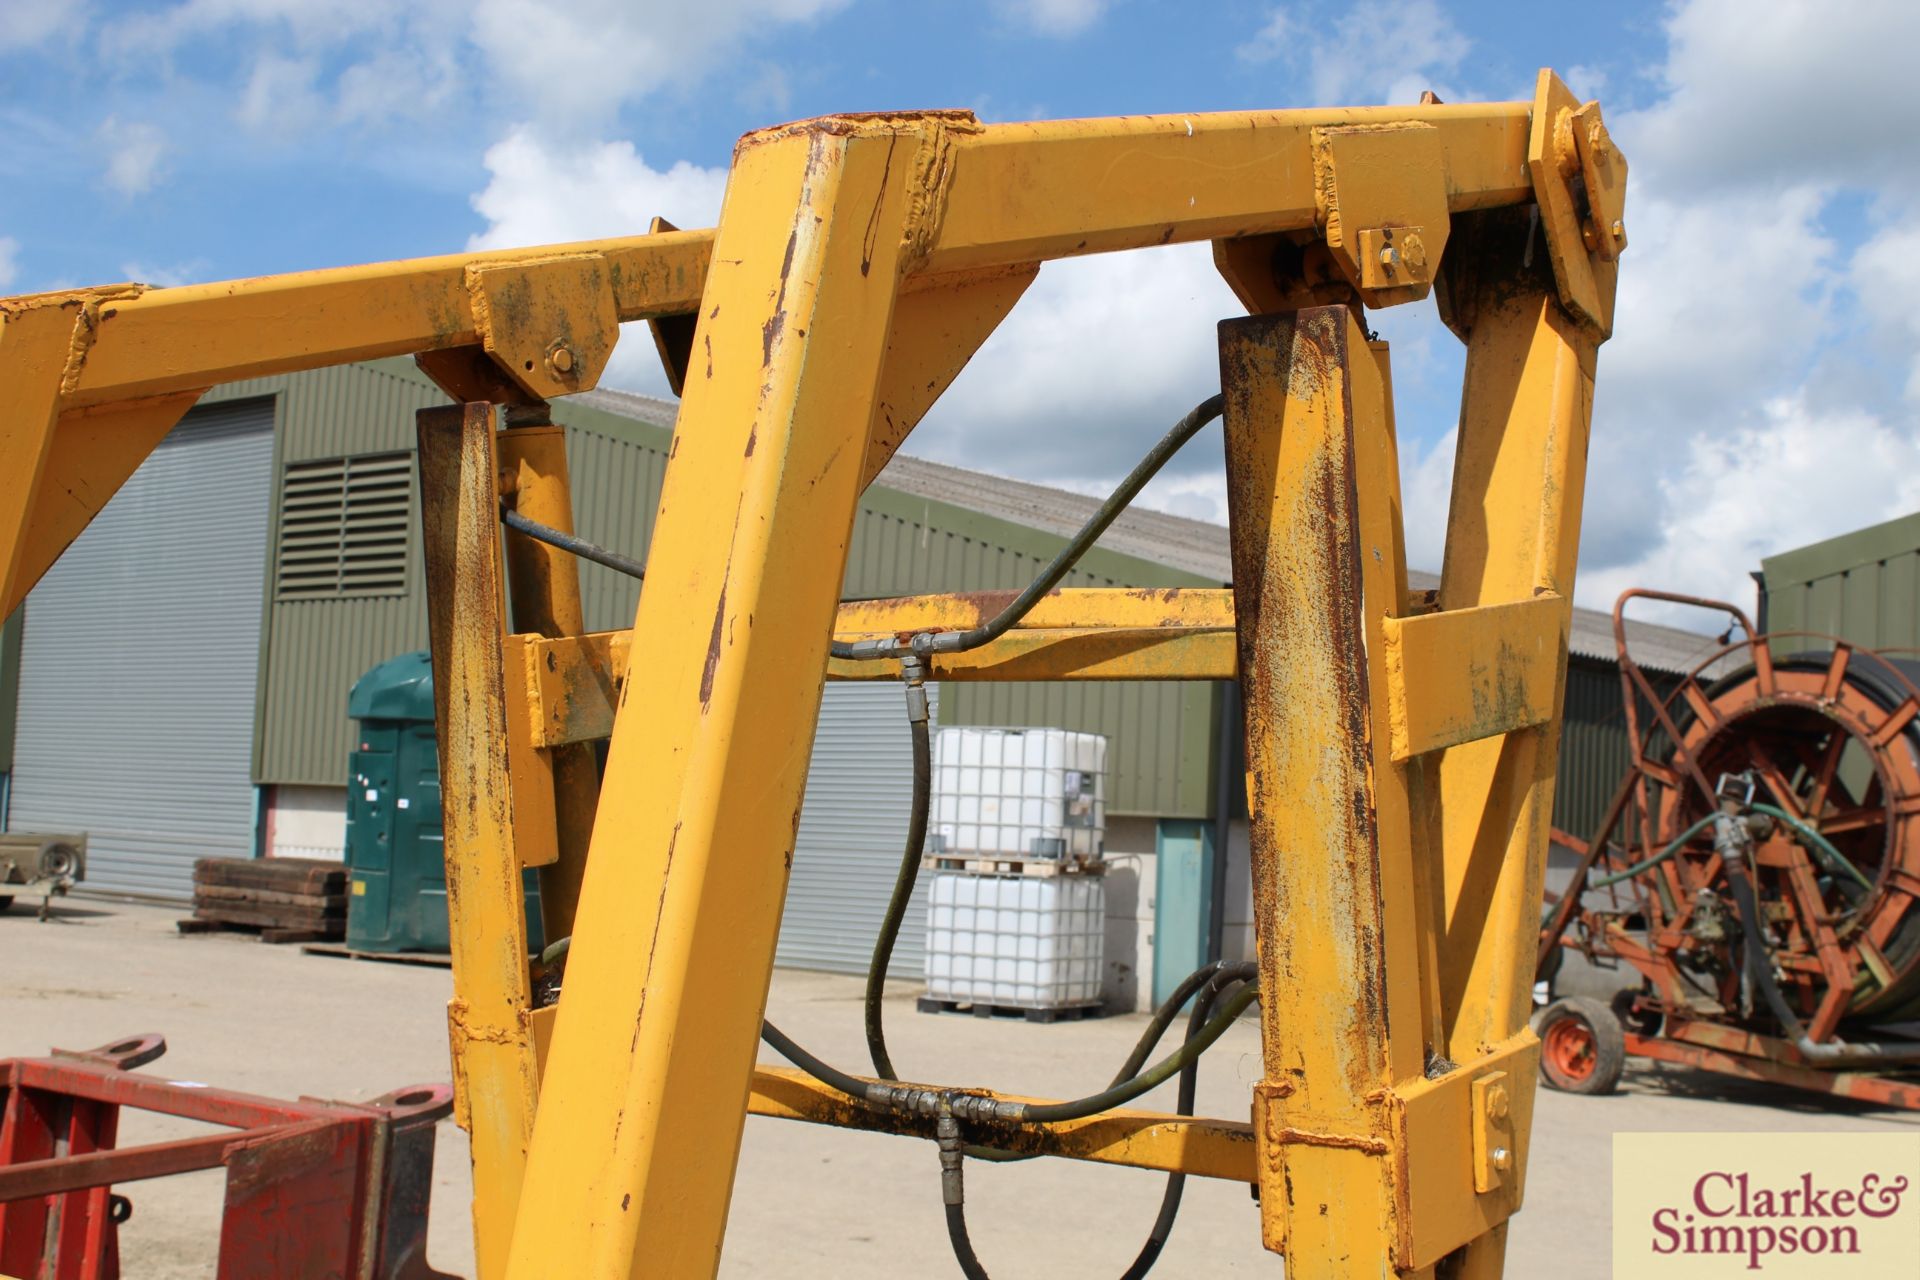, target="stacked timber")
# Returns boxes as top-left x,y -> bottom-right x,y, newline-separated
178,857 -> 348,943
